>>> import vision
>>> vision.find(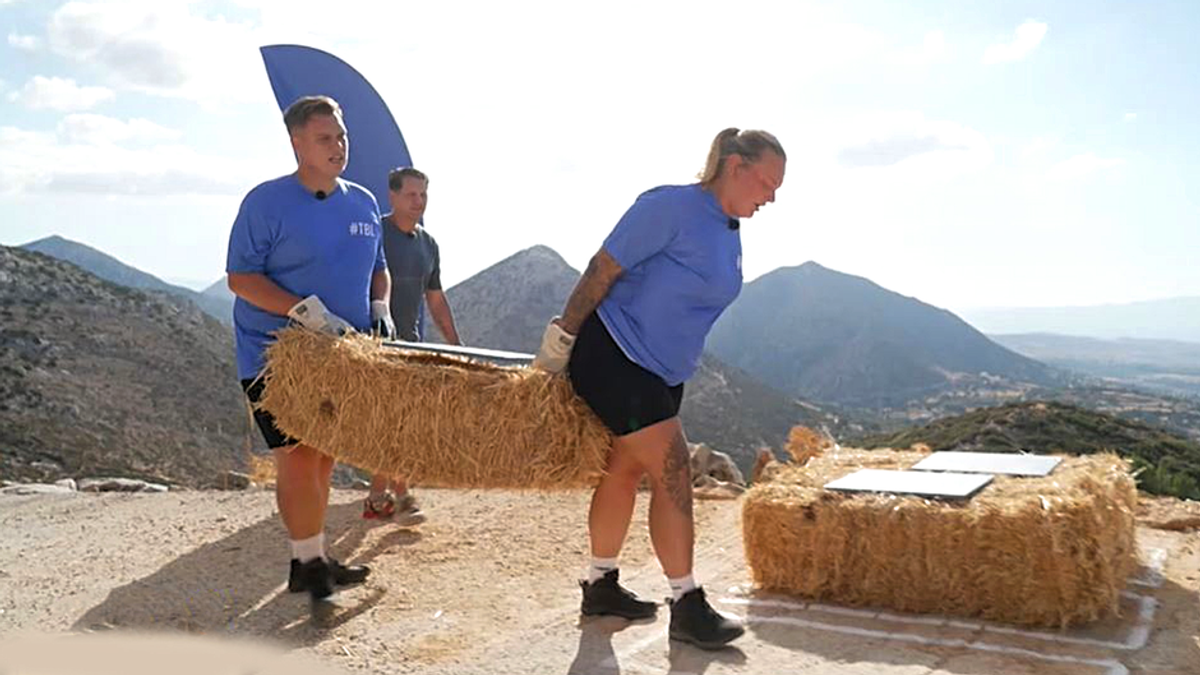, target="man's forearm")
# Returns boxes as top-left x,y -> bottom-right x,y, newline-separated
559,249 -> 623,335
426,291 -> 461,345
371,269 -> 391,303
227,272 -> 301,317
